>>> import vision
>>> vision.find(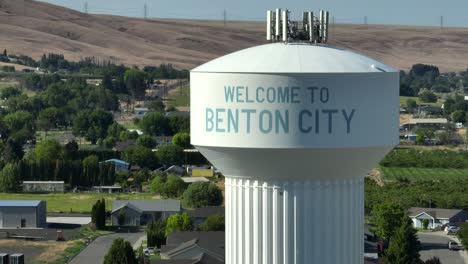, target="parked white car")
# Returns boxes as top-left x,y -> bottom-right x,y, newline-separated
446,226 -> 460,235
448,241 -> 460,251
143,247 -> 154,255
